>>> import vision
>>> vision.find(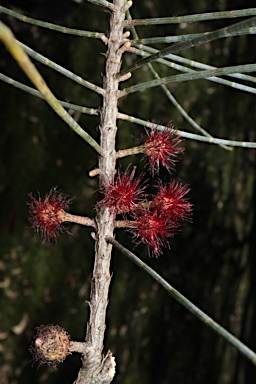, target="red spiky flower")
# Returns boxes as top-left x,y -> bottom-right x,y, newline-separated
144,126 -> 184,175
154,180 -> 193,222
28,187 -> 73,242
130,207 -> 178,257
98,168 -> 147,215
